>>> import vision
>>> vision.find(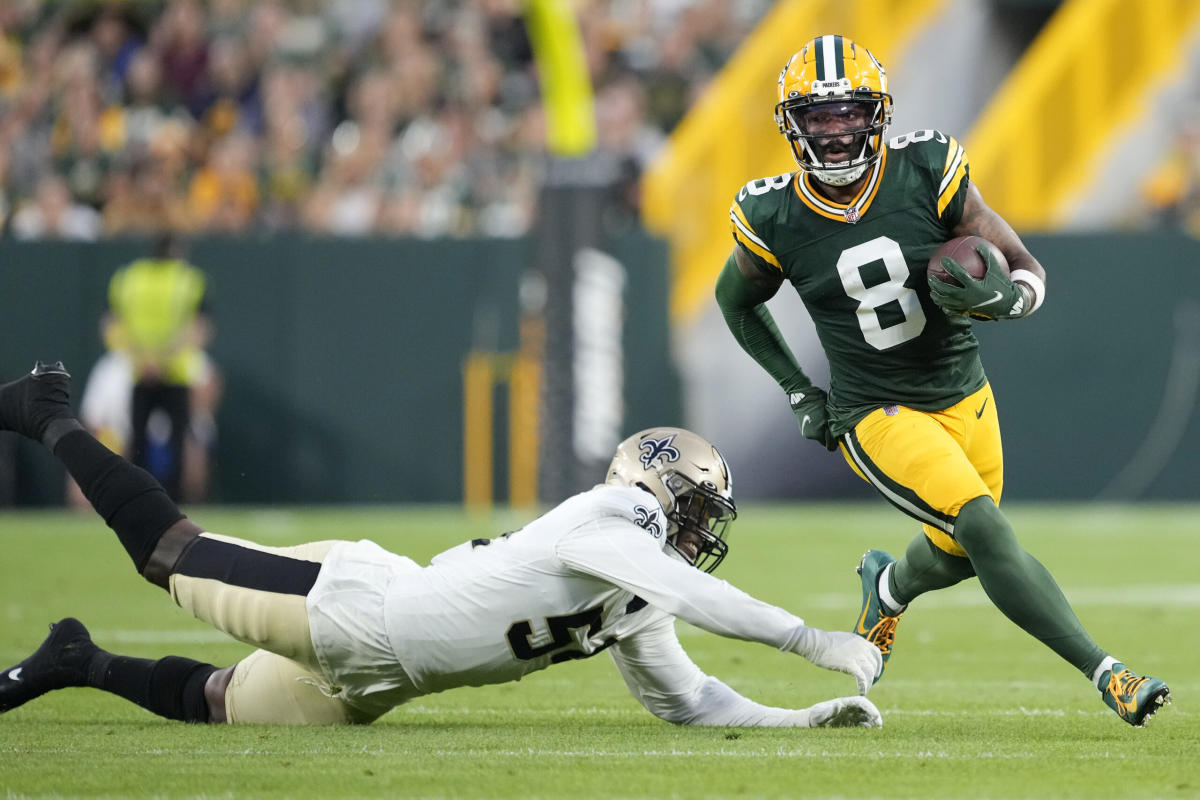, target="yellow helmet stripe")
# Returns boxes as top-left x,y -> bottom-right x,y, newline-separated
937,137 -> 968,217
728,202 -> 782,269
